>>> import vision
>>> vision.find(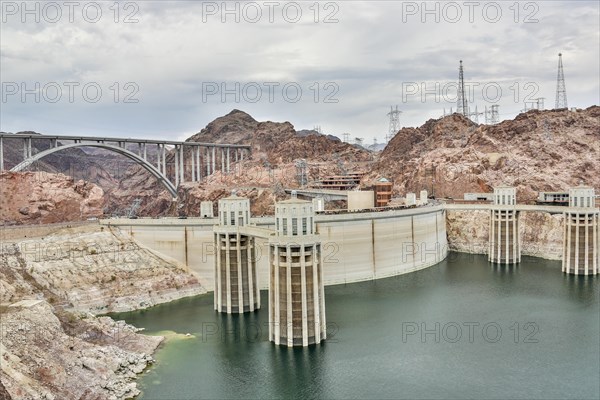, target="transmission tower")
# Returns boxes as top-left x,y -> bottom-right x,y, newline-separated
467,105 -> 483,123
313,125 -> 322,134
521,98 -> 544,112
354,137 -> 364,147
457,60 -> 469,117
386,105 -> 402,142
555,53 -> 568,109
295,159 -> 308,187
342,133 -> 350,143
484,105 -> 500,125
